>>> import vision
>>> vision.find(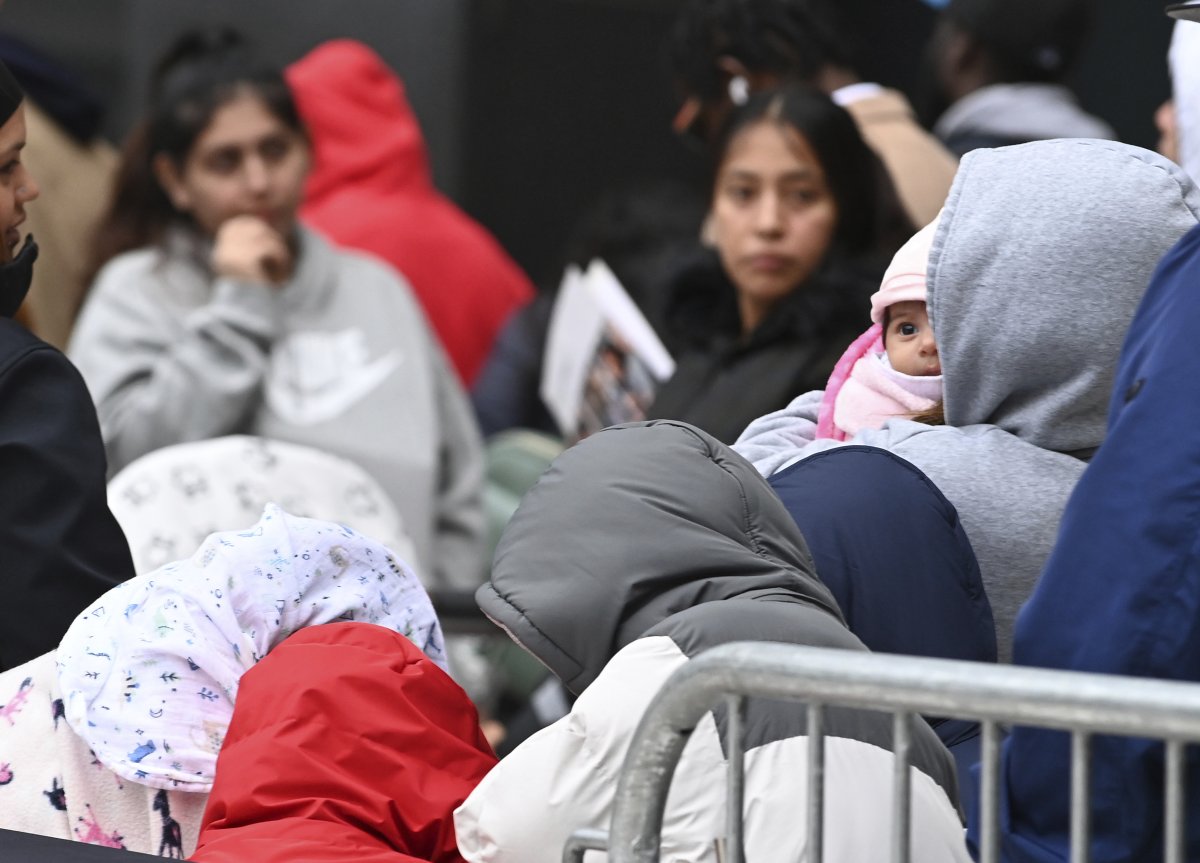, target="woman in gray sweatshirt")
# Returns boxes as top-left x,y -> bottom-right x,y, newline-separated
68,29 -> 486,594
